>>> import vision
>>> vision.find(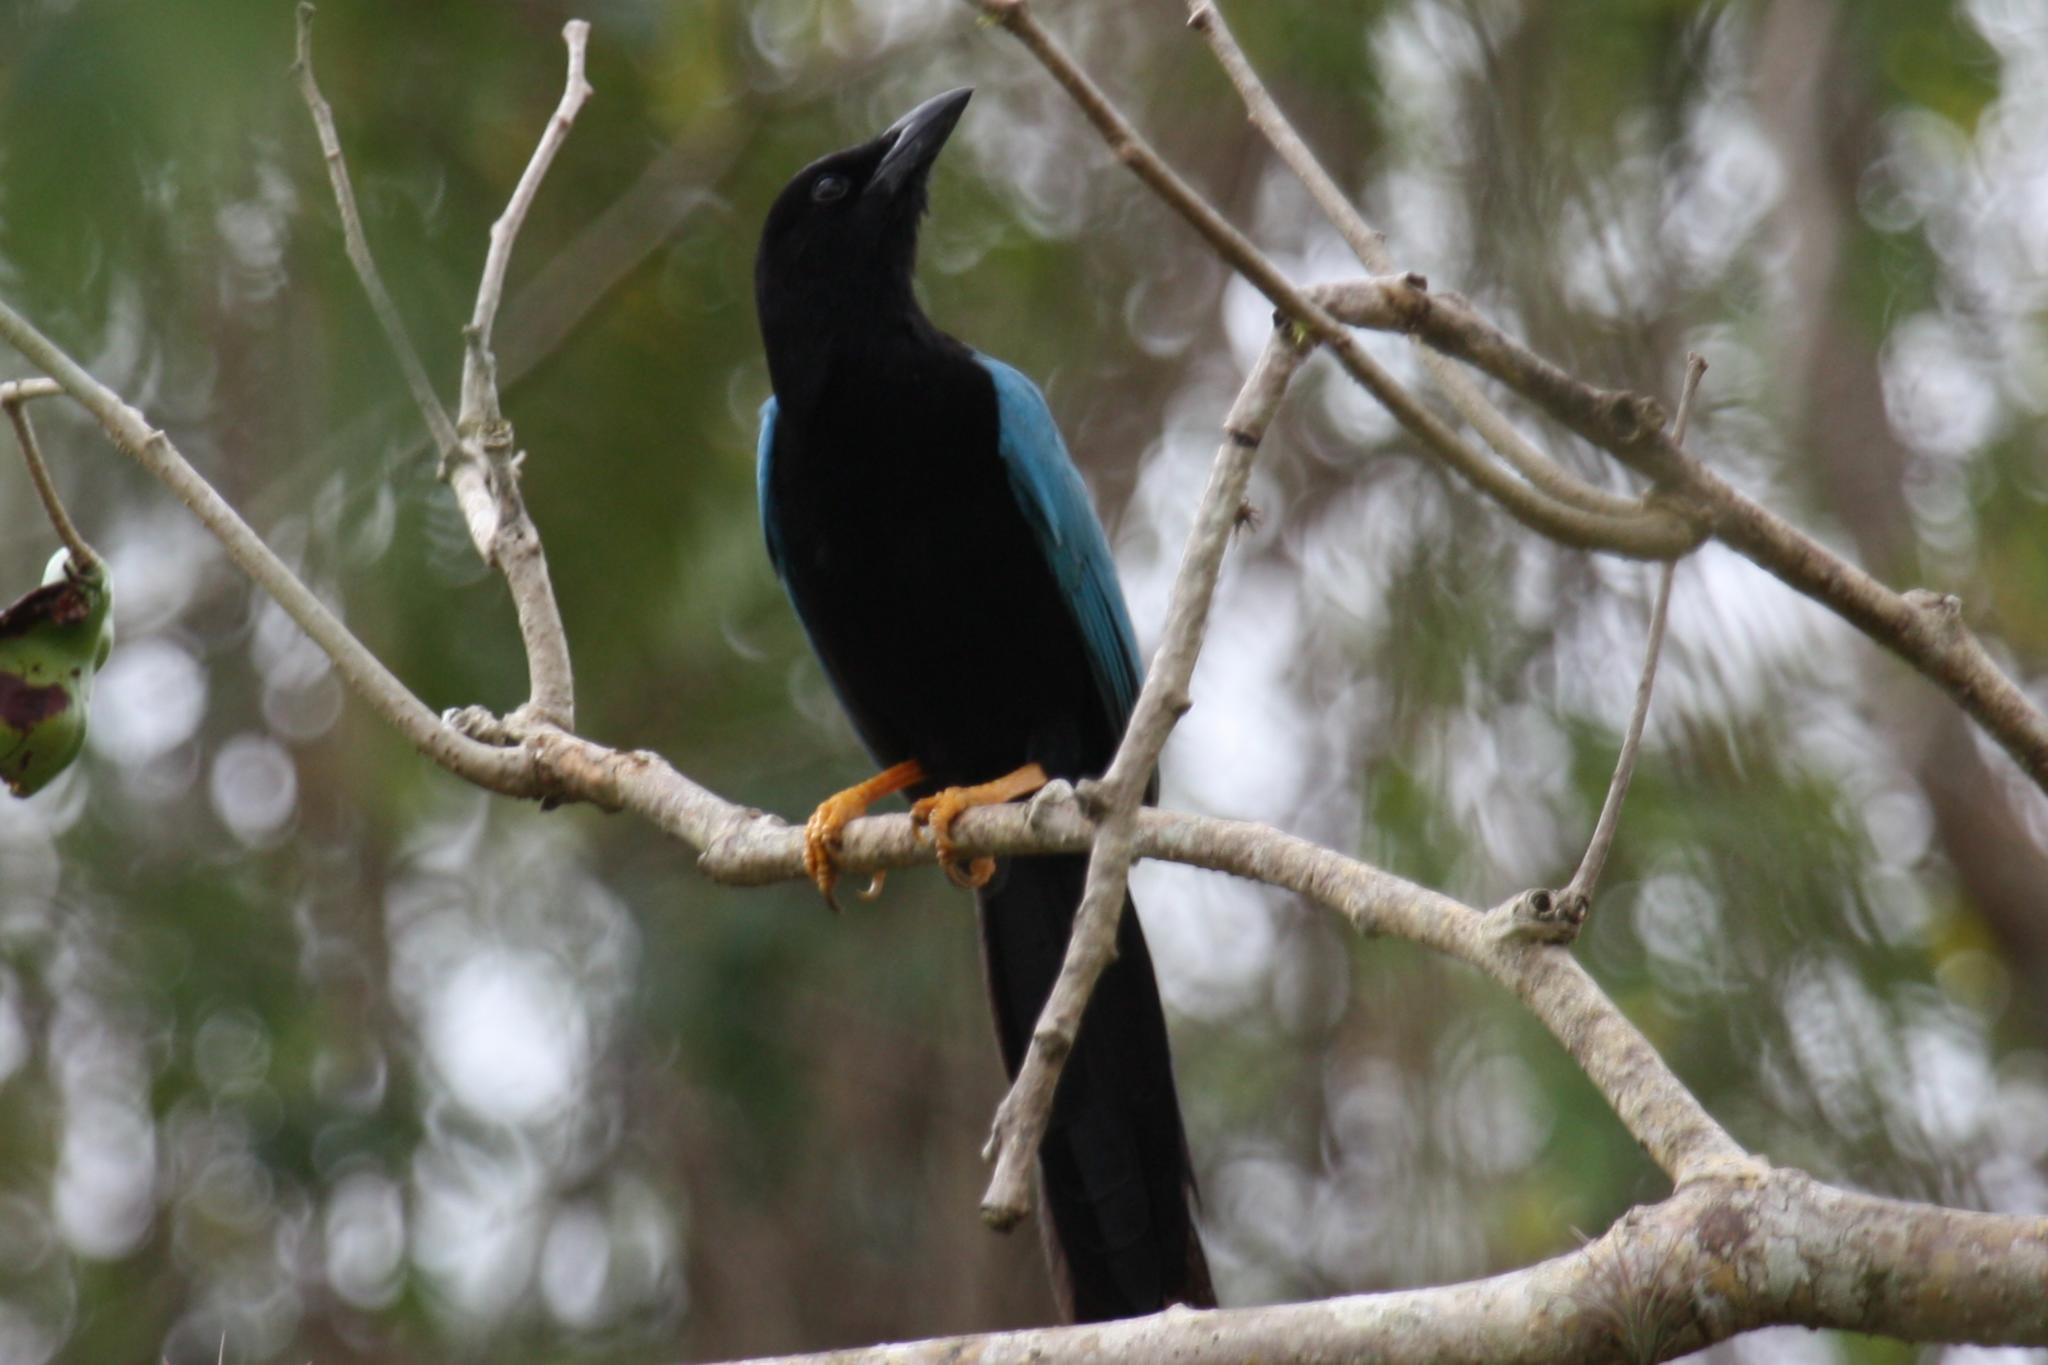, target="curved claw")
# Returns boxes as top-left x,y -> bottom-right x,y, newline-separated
910,763 -> 1049,890
801,760 -> 925,910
